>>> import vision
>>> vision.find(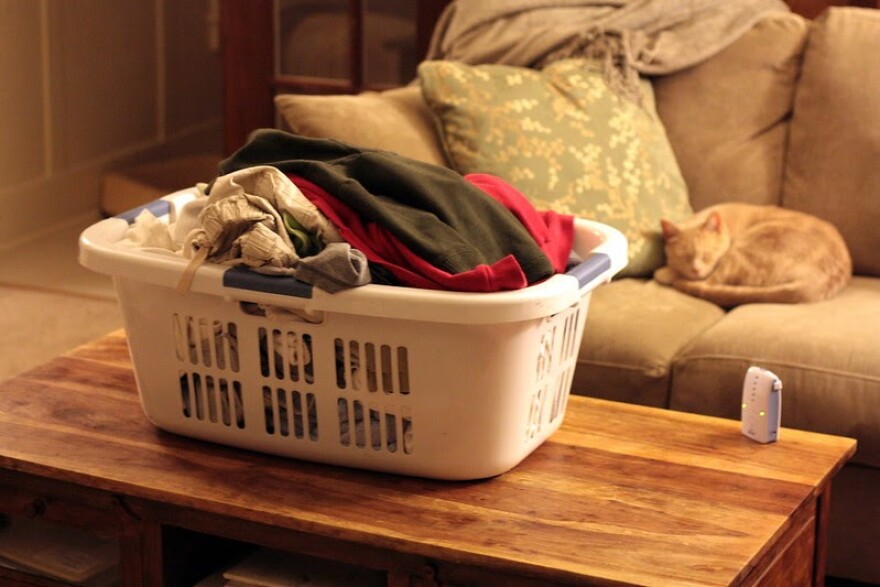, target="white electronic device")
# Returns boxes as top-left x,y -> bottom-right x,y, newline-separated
741,366 -> 782,444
